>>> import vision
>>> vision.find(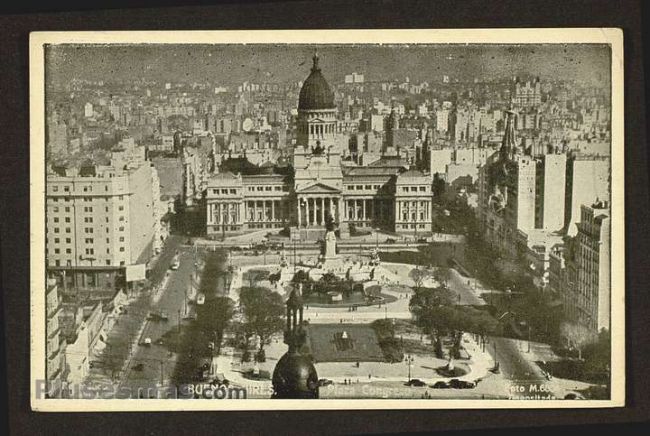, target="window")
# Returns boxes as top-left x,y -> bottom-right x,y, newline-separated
119,226 -> 124,232
84,206 -> 93,212
365,185 -> 371,190
265,187 -> 272,191
419,186 -> 426,192
52,198 -> 58,203
105,217 -> 109,223
84,197 -> 92,202
118,205 -> 124,211
65,207 -> 70,212
230,189 -> 237,194
54,227 -> 60,233
119,237 -> 125,242
105,207 -> 109,212
54,248 -> 60,254
66,238 -> 71,244
53,217 -> 59,223
274,186 -> 282,191
221,189 -> 228,194
402,187 -> 408,192
374,185 -> 380,190
119,216 -> 125,222
66,248 -> 72,254
84,227 -> 93,234
106,260 -> 111,265
63,186 -> 70,192
410,187 -> 418,192
84,217 -> 93,223
85,248 -> 94,255
54,238 -> 59,243
257,187 -> 263,191
119,247 -> 125,252
52,186 -> 59,192
212,189 -> 218,194
53,207 -> 59,213
65,217 -> 70,223
85,238 -> 94,244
